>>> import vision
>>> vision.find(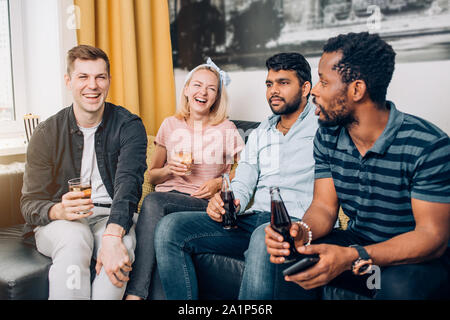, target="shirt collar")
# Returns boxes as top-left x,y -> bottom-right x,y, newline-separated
336,101 -> 404,155
369,101 -> 403,154
267,101 -> 314,131
68,105 -> 79,134
69,102 -> 109,134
